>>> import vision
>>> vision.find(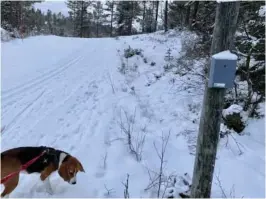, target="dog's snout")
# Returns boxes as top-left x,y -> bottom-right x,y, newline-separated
71,181 -> 76,185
